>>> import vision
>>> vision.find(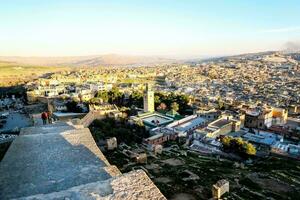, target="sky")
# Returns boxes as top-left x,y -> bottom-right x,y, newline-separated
0,0 -> 300,58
